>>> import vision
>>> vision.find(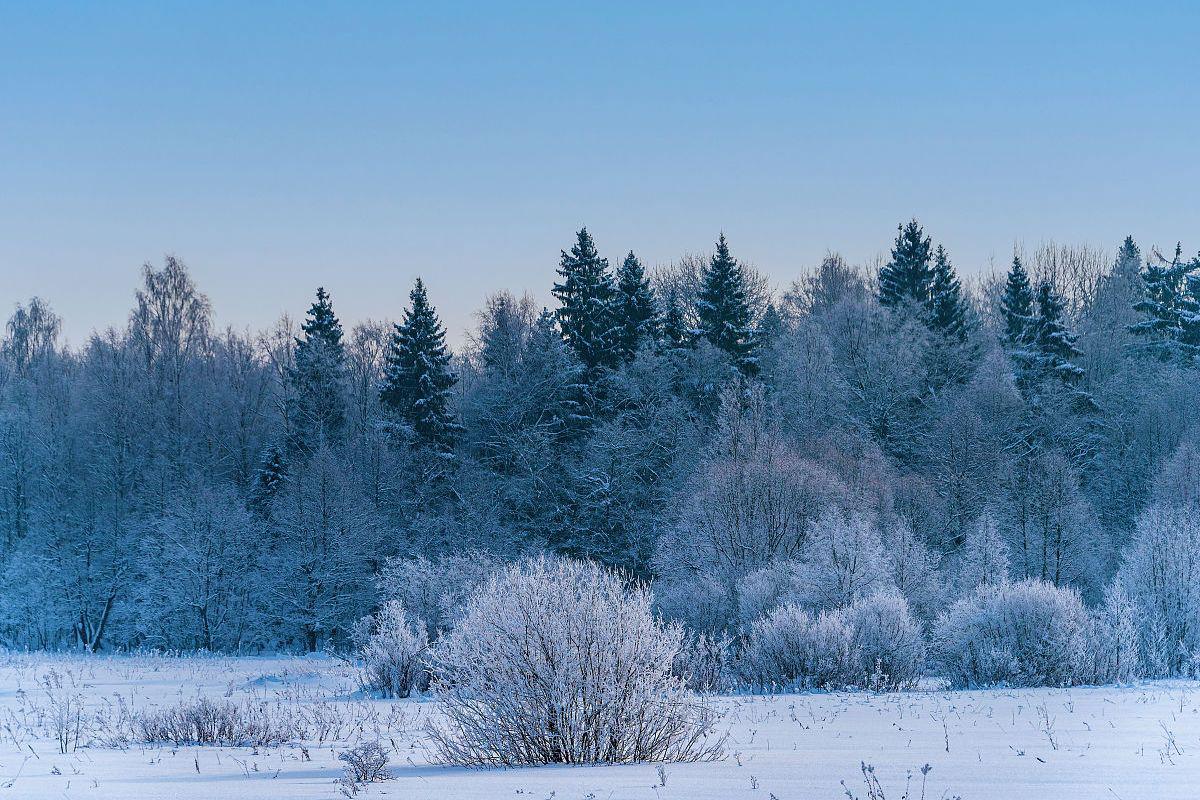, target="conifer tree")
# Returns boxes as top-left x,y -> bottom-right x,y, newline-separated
1000,255 -> 1035,348
1130,243 -> 1200,361
878,219 -> 933,309
614,251 -> 658,362
925,245 -> 970,340
1114,235 -> 1142,282
380,278 -> 461,453
1029,281 -> 1085,386
251,443 -> 287,515
697,233 -> 757,374
288,287 -> 347,452
659,289 -> 690,351
552,228 -> 620,376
